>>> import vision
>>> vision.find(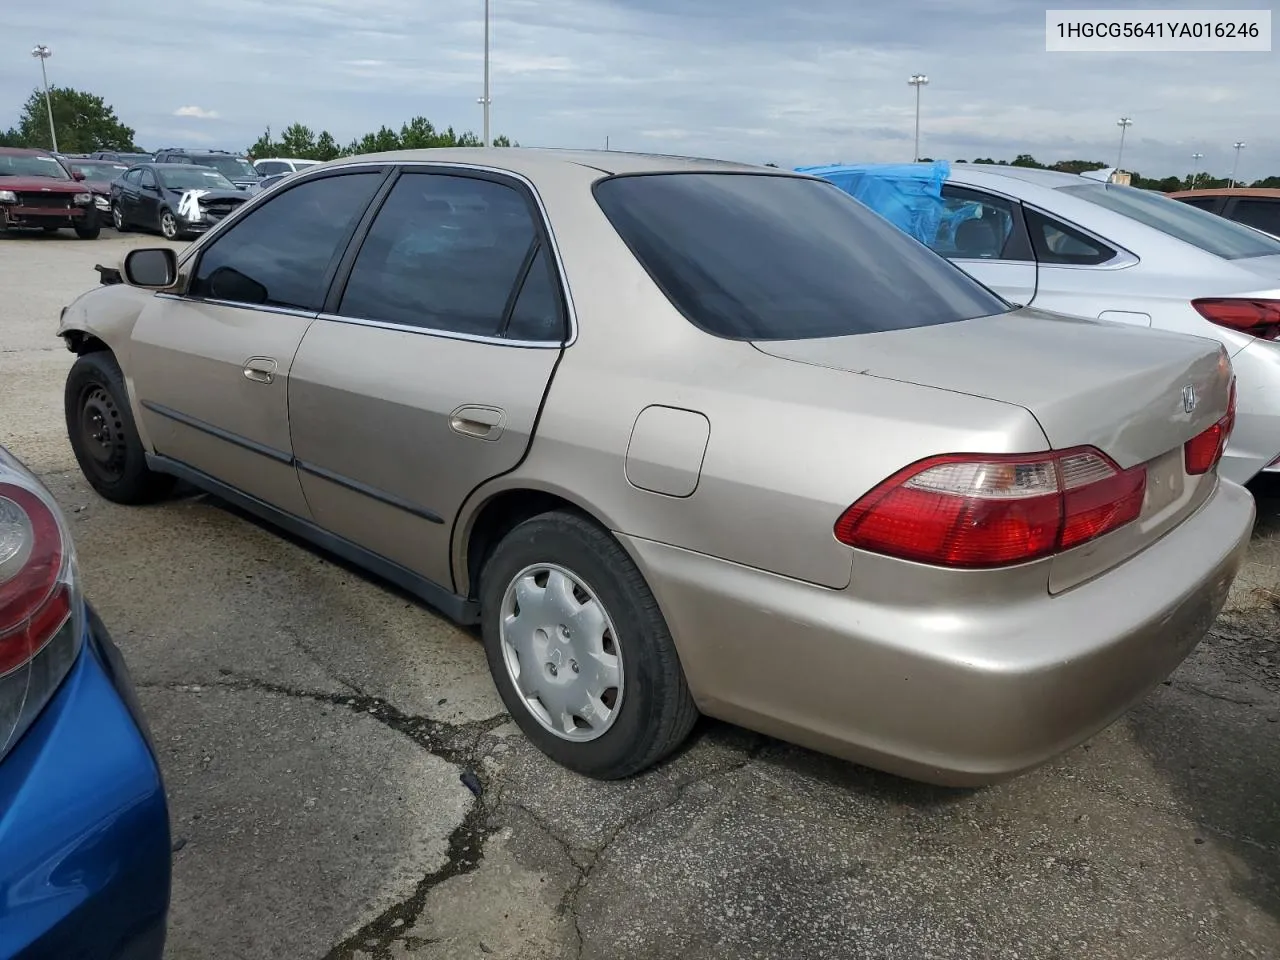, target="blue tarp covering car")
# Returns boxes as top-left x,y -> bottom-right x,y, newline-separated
796,161 -> 1004,253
